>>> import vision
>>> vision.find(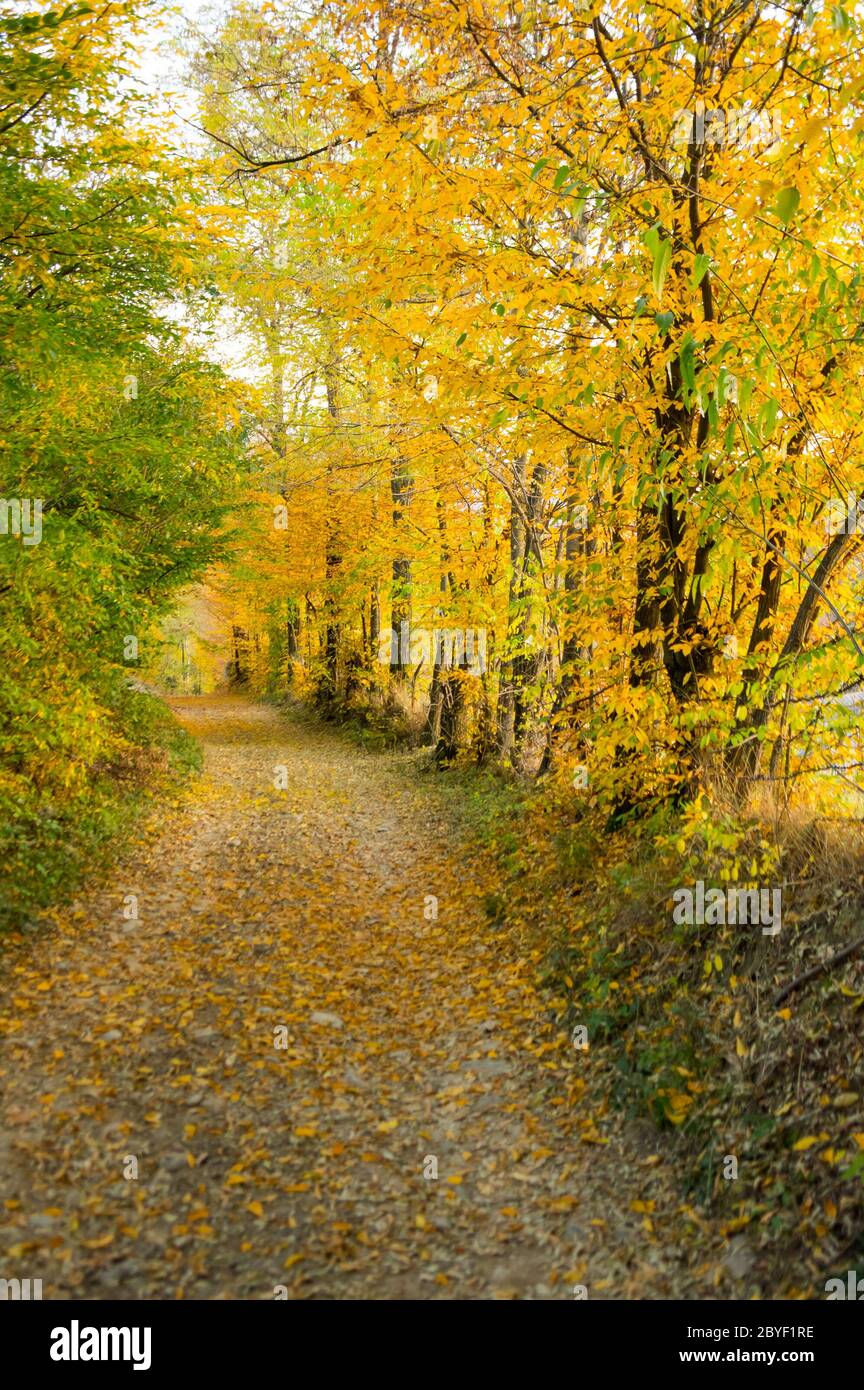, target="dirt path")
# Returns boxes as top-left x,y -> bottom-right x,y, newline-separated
0,696 -> 700,1299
